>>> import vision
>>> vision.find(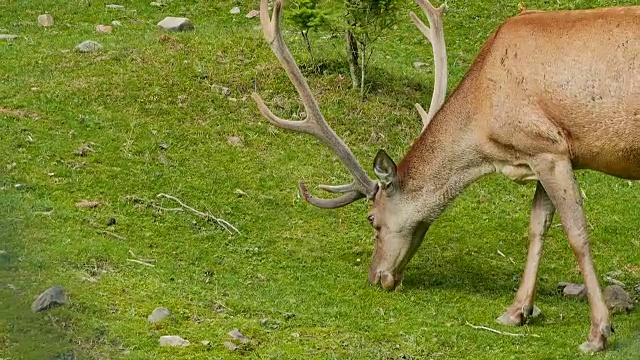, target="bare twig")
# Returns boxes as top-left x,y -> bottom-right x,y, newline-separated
156,193 -> 240,234
496,250 -> 516,265
127,259 -> 155,267
151,204 -> 184,212
465,322 -> 540,338
97,230 -> 126,240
